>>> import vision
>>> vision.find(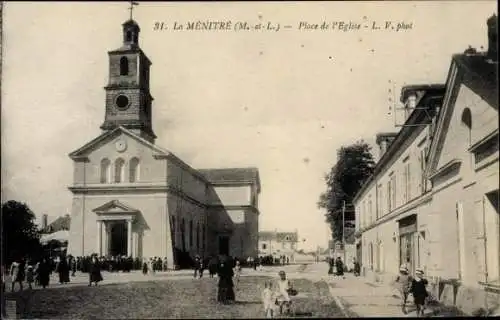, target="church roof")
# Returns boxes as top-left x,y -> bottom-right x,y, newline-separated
197,167 -> 261,192
68,126 -> 170,160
